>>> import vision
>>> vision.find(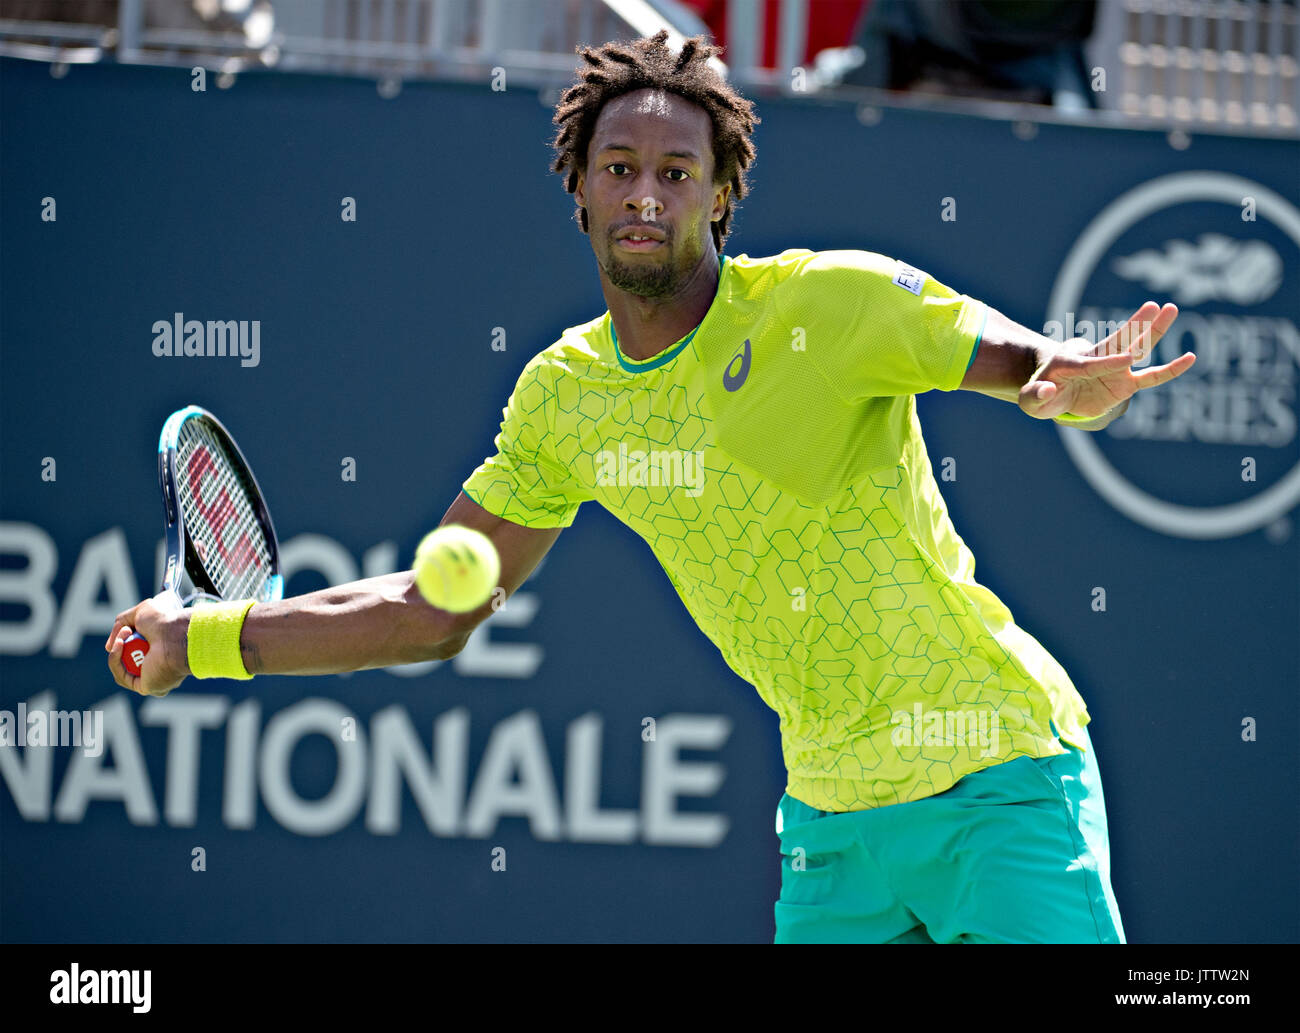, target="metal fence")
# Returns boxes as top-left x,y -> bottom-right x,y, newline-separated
1105,0 -> 1298,130
0,0 -> 707,84
1,0 -> 1297,134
